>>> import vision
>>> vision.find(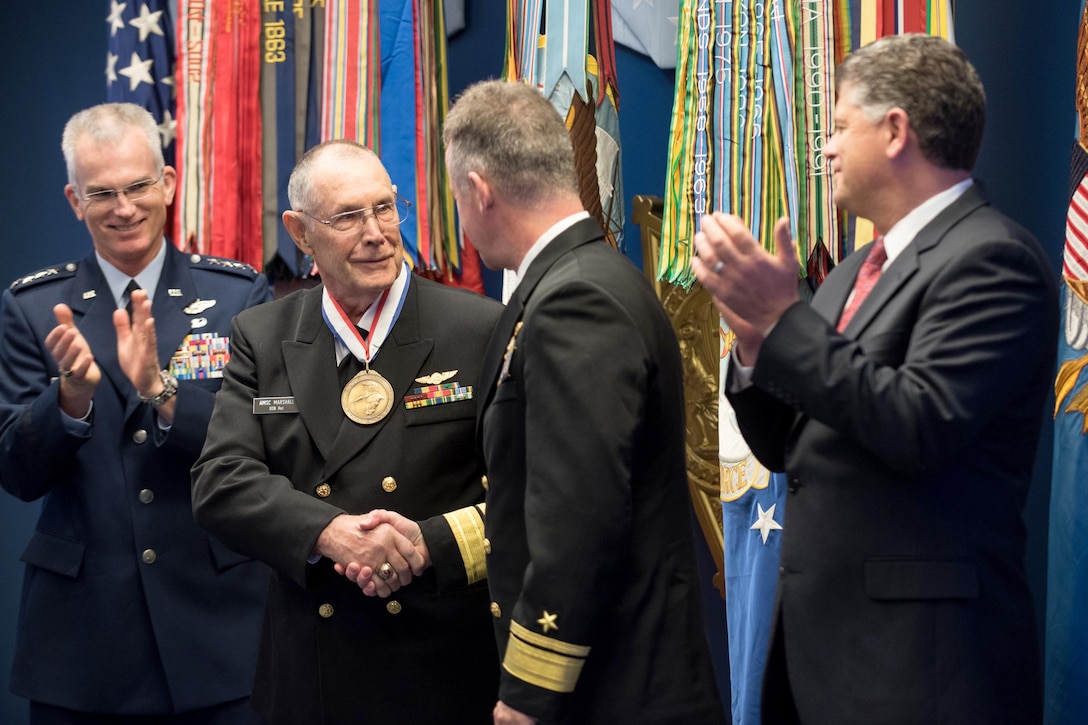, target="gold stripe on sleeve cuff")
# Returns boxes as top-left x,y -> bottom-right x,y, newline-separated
442,505 -> 487,584
503,620 -> 590,693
